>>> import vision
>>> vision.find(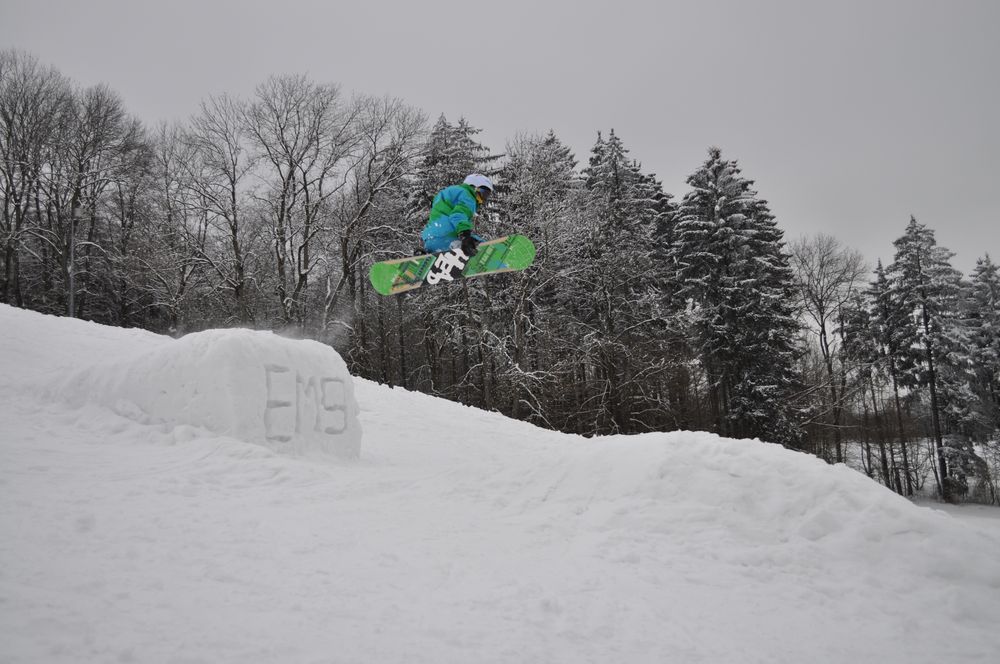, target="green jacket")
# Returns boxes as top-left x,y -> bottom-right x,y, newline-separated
421,184 -> 479,249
